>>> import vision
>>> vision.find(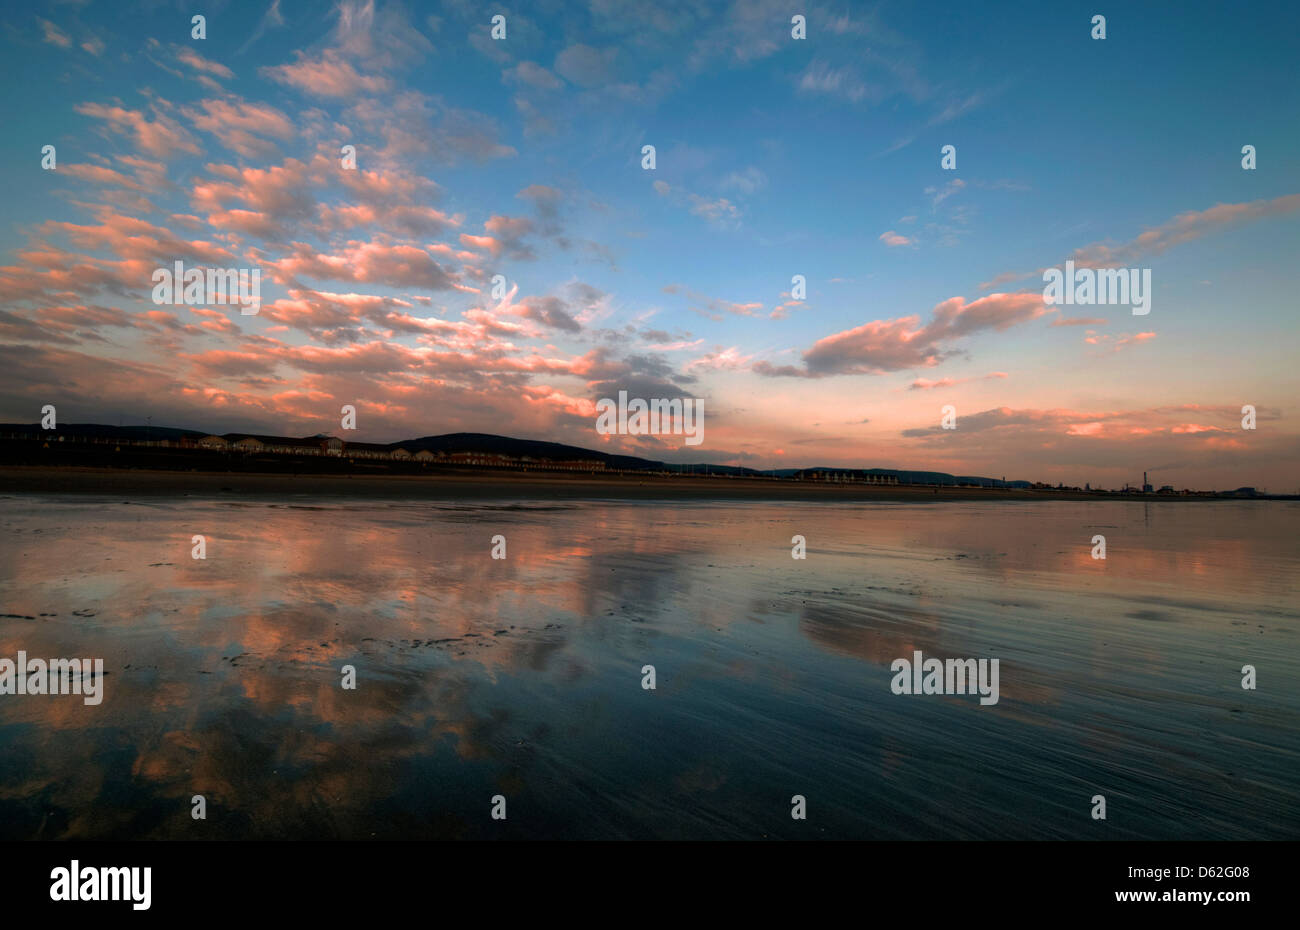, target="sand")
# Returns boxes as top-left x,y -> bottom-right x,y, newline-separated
1,494 -> 1295,839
